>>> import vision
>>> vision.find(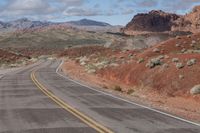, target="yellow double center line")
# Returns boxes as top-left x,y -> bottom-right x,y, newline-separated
31,70 -> 114,133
